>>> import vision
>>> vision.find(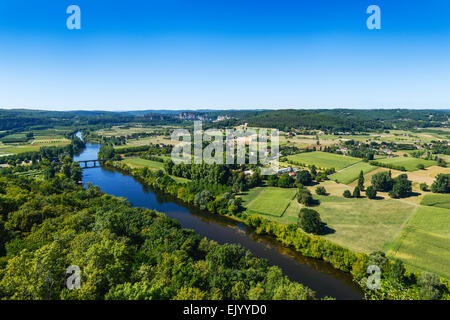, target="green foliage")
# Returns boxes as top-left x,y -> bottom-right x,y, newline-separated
298,208 -> 323,234
365,186 -> 377,199
343,190 -> 352,198
315,186 -> 327,196
0,175 -> 315,300
368,251 -> 389,273
418,272 -> 443,300
431,174 -> 450,193
357,170 -> 365,190
371,171 -> 394,192
389,174 -> 412,199
296,170 -> 312,186
277,174 -> 294,188
352,186 -> 361,198
297,188 -> 313,206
